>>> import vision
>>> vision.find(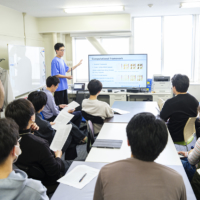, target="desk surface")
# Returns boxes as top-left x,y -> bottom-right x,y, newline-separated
106,101 -> 160,123
86,123 -> 182,166
51,161 -> 195,200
